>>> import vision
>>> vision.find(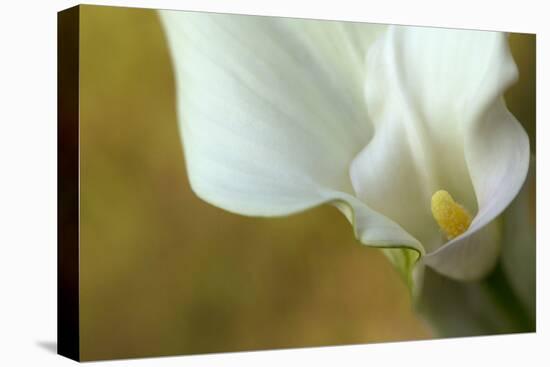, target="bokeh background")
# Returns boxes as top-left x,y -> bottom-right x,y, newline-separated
78,5 -> 535,361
